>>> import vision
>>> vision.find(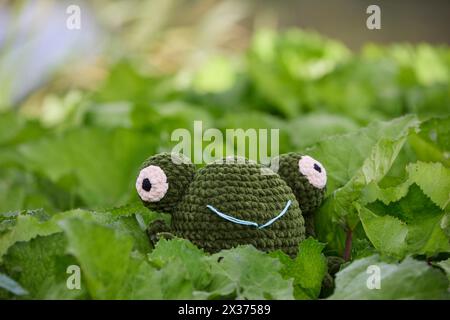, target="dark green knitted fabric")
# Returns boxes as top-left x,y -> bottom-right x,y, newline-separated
138,152 -> 331,256
147,219 -> 172,245
303,214 -> 316,238
171,158 -> 305,257
276,152 -> 326,216
139,152 -> 196,213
